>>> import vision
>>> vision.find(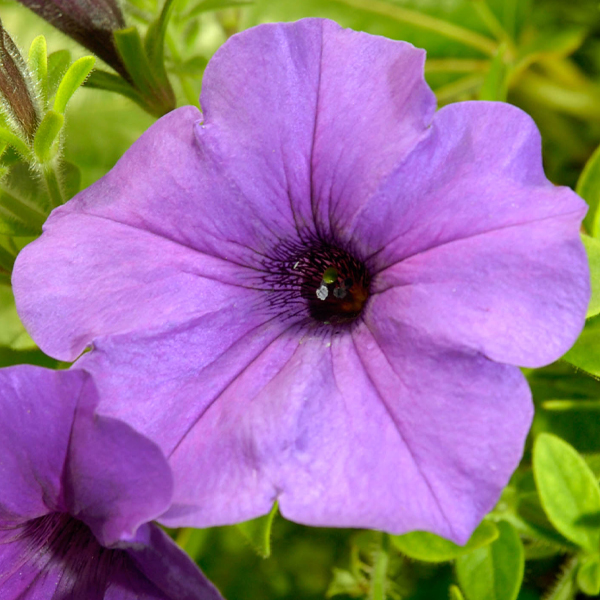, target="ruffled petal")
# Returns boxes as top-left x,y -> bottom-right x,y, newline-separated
0,366 -> 86,525
65,387 -> 173,547
371,212 -> 588,367
12,162 -> 262,361
13,19 -> 436,361
200,18 -> 435,238
345,101 -> 587,268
